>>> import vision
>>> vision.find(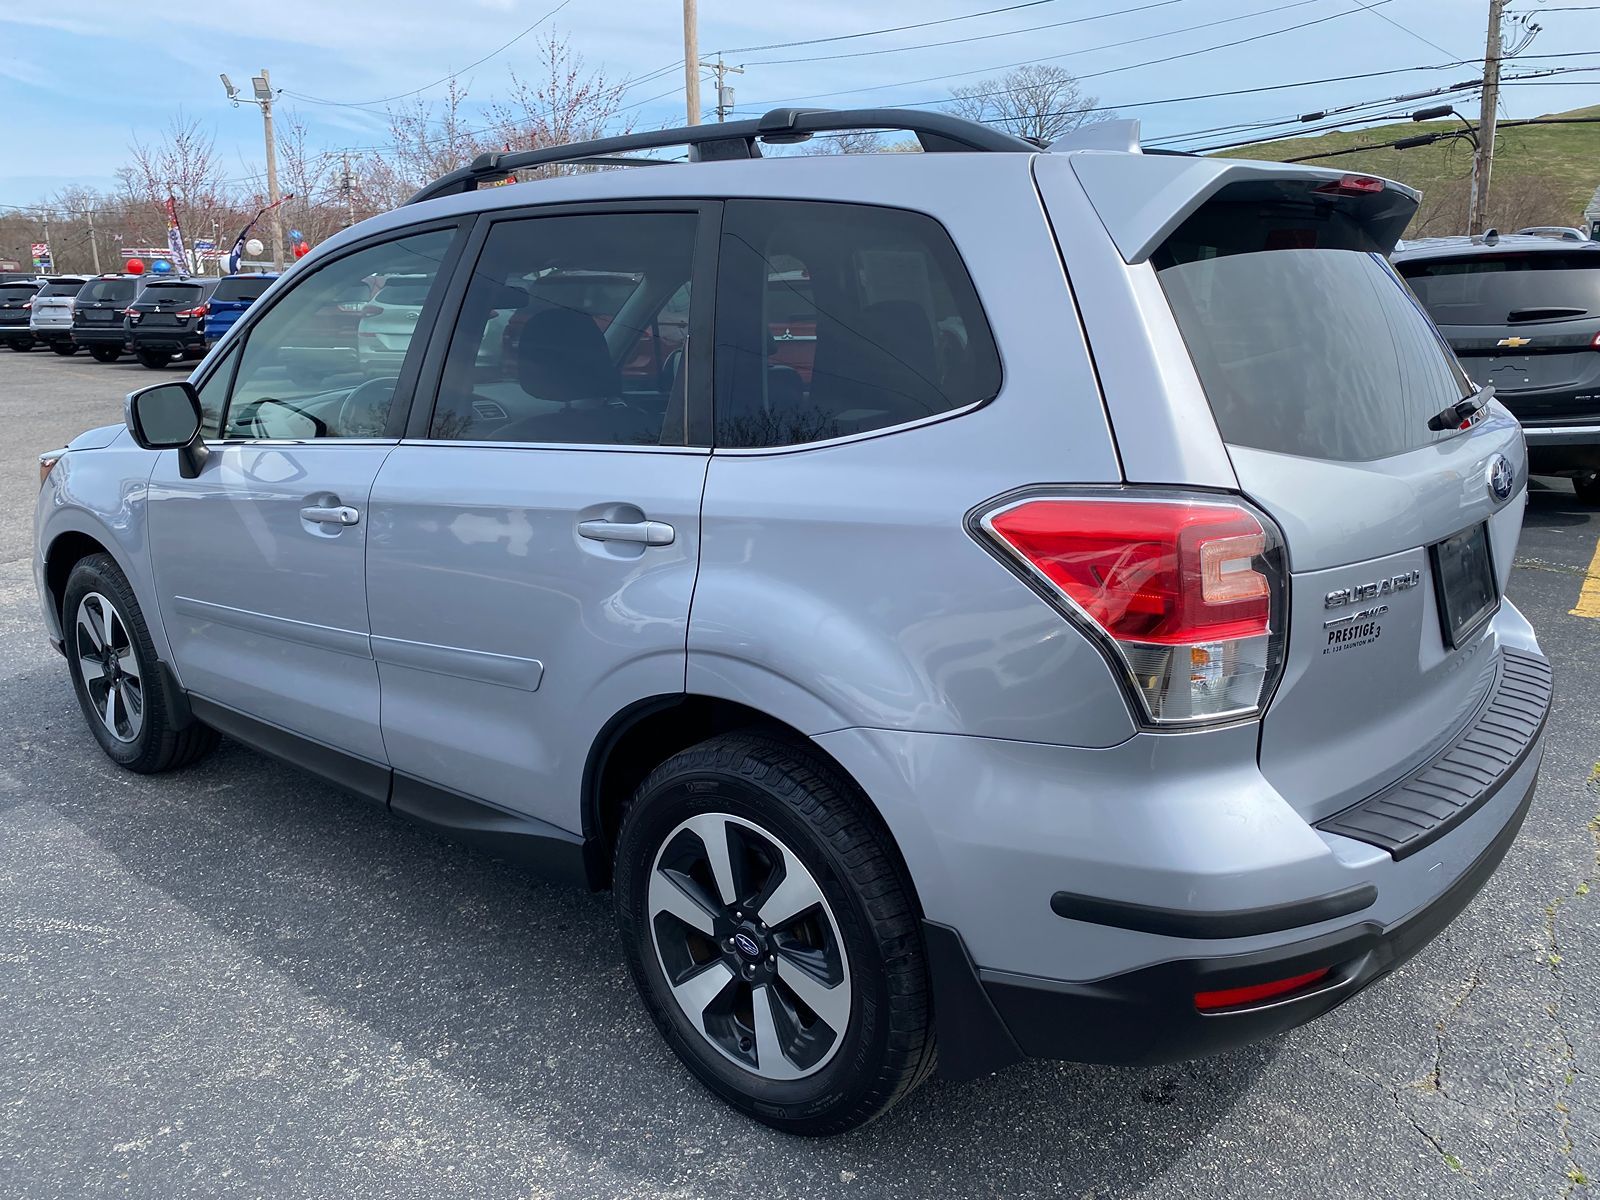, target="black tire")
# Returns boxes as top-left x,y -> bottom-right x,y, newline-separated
137,349 -> 173,369
50,341 -> 77,356
1576,472 -> 1600,506
62,554 -> 219,774
615,732 -> 933,1135
9,336 -> 34,352
89,346 -> 121,363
